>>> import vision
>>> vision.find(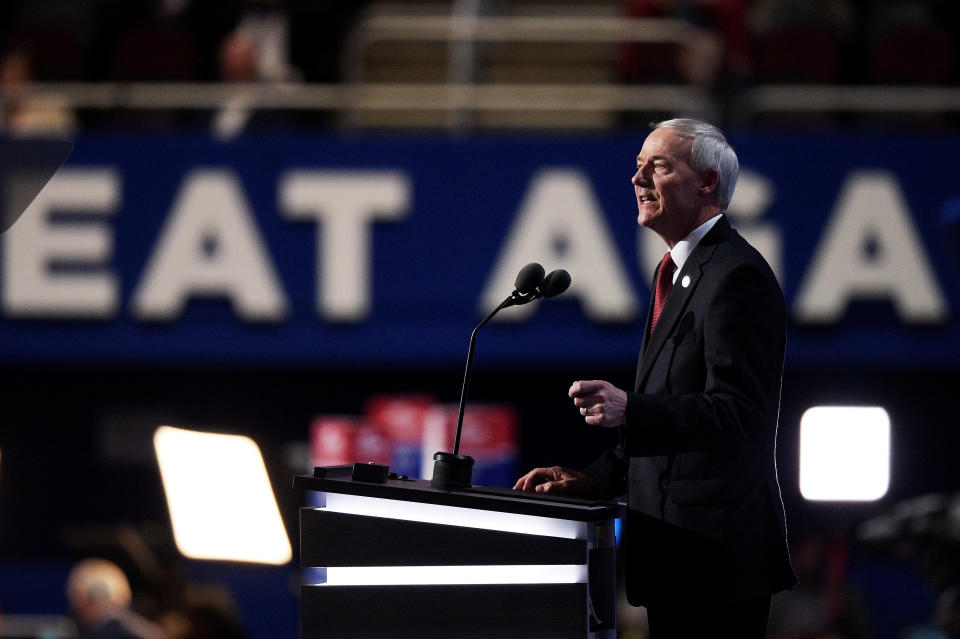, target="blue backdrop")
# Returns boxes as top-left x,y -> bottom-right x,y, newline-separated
1,131 -> 958,366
